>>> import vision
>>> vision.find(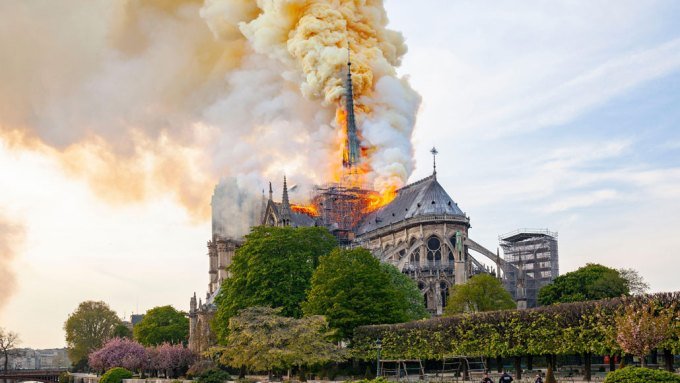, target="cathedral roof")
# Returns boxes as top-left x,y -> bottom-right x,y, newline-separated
269,201 -> 317,227
355,174 -> 465,235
